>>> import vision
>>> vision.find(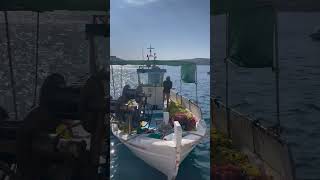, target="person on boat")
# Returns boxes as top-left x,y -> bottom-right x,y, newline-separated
163,76 -> 172,107
79,67 -> 108,179
135,84 -> 144,104
16,73 -> 66,179
17,73 -> 90,180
